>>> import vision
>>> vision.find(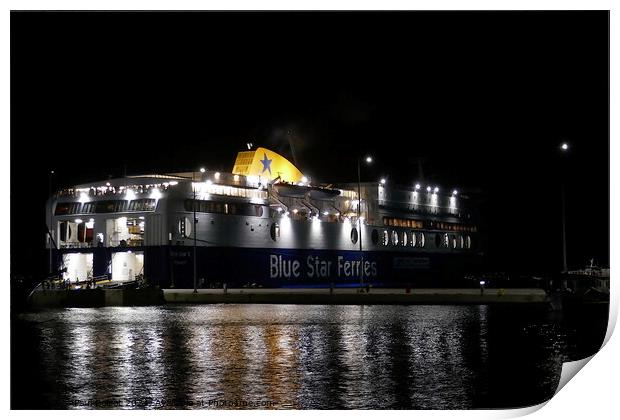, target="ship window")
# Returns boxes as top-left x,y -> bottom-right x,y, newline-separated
444,233 -> 450,248
54,202 -> 82,215
95,200 -> 128,213
382,230 -> 389,246
434,233 -> 441,247
402,232 -> 408,247
270,223 -> 280,241
128,199 -> 156,212
351,227 -> 359,244
466,235 -> 472,249
418,232 -> 426,248
459,235 -> 464,249
82,202 -> 96,214
178,217 -> 192,237
371,229 -> 379,245
106,217 -> 145,247
391,230 -> 398,246
451,235 -> 457,249
185,199 -> 264,217
410,231 -> 416,247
